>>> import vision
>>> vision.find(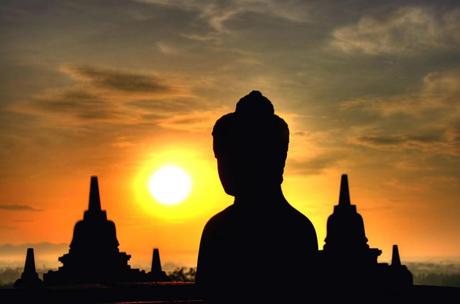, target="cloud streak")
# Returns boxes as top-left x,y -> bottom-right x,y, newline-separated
63,65 -> 172,93
357,133 -> 444,146
331,7 -> 460,55
0,204 -> 42,212
33,89 -> 121,120
139,0 -> 311,33
19,64 -> 212,132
